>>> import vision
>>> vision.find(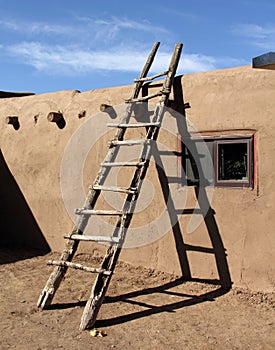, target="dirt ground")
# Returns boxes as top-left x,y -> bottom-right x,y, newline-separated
0,249 -> 274,350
